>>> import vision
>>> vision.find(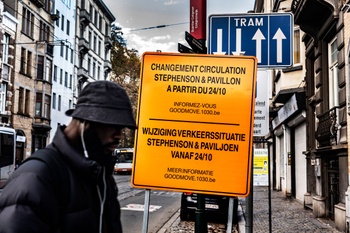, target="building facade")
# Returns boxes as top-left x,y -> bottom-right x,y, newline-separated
254,0 -> 350,231
0,0 -> 115,160
292,0 -> 349,231
10,0 -> 55,158
74,0 -> 114,97
49,0 -> 76,141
